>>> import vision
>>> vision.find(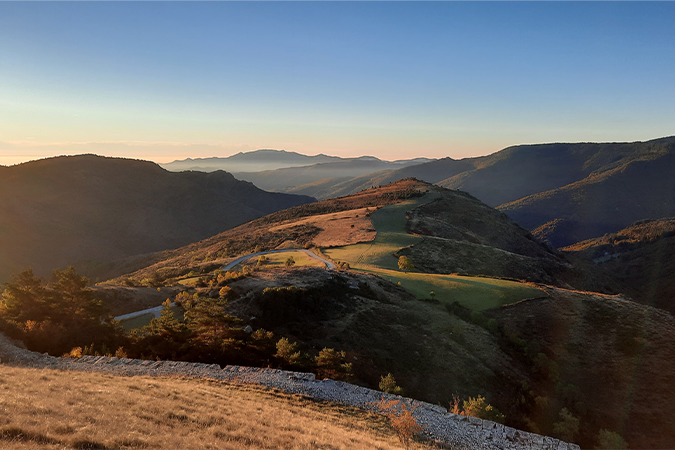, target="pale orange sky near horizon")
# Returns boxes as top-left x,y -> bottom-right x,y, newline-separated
0,137 -> 505,166
2,130 -> 670,167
